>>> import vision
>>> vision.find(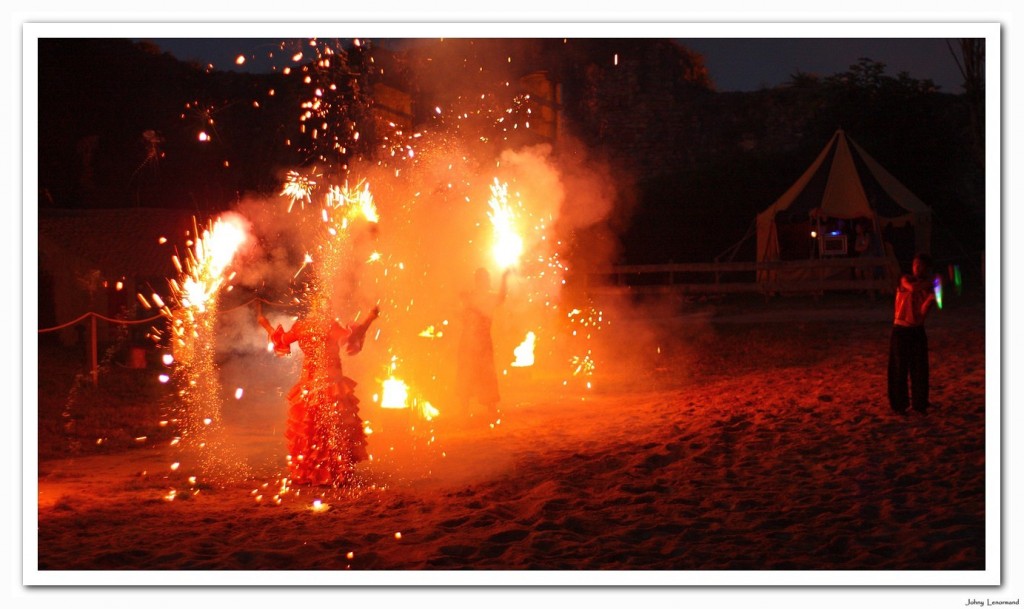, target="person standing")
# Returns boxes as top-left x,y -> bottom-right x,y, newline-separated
887,253 -> 938,416
454,267 -> 509,424
258,299 -> 379,486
